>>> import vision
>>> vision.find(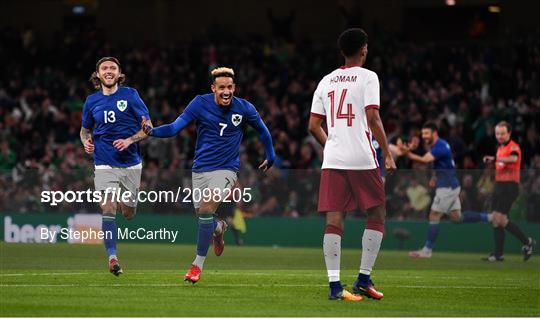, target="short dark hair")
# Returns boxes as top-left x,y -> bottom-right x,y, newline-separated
496,121 -> 512,133
338,28 -> 368,58
89,56 -> 125,90
422,122 -> 438,132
